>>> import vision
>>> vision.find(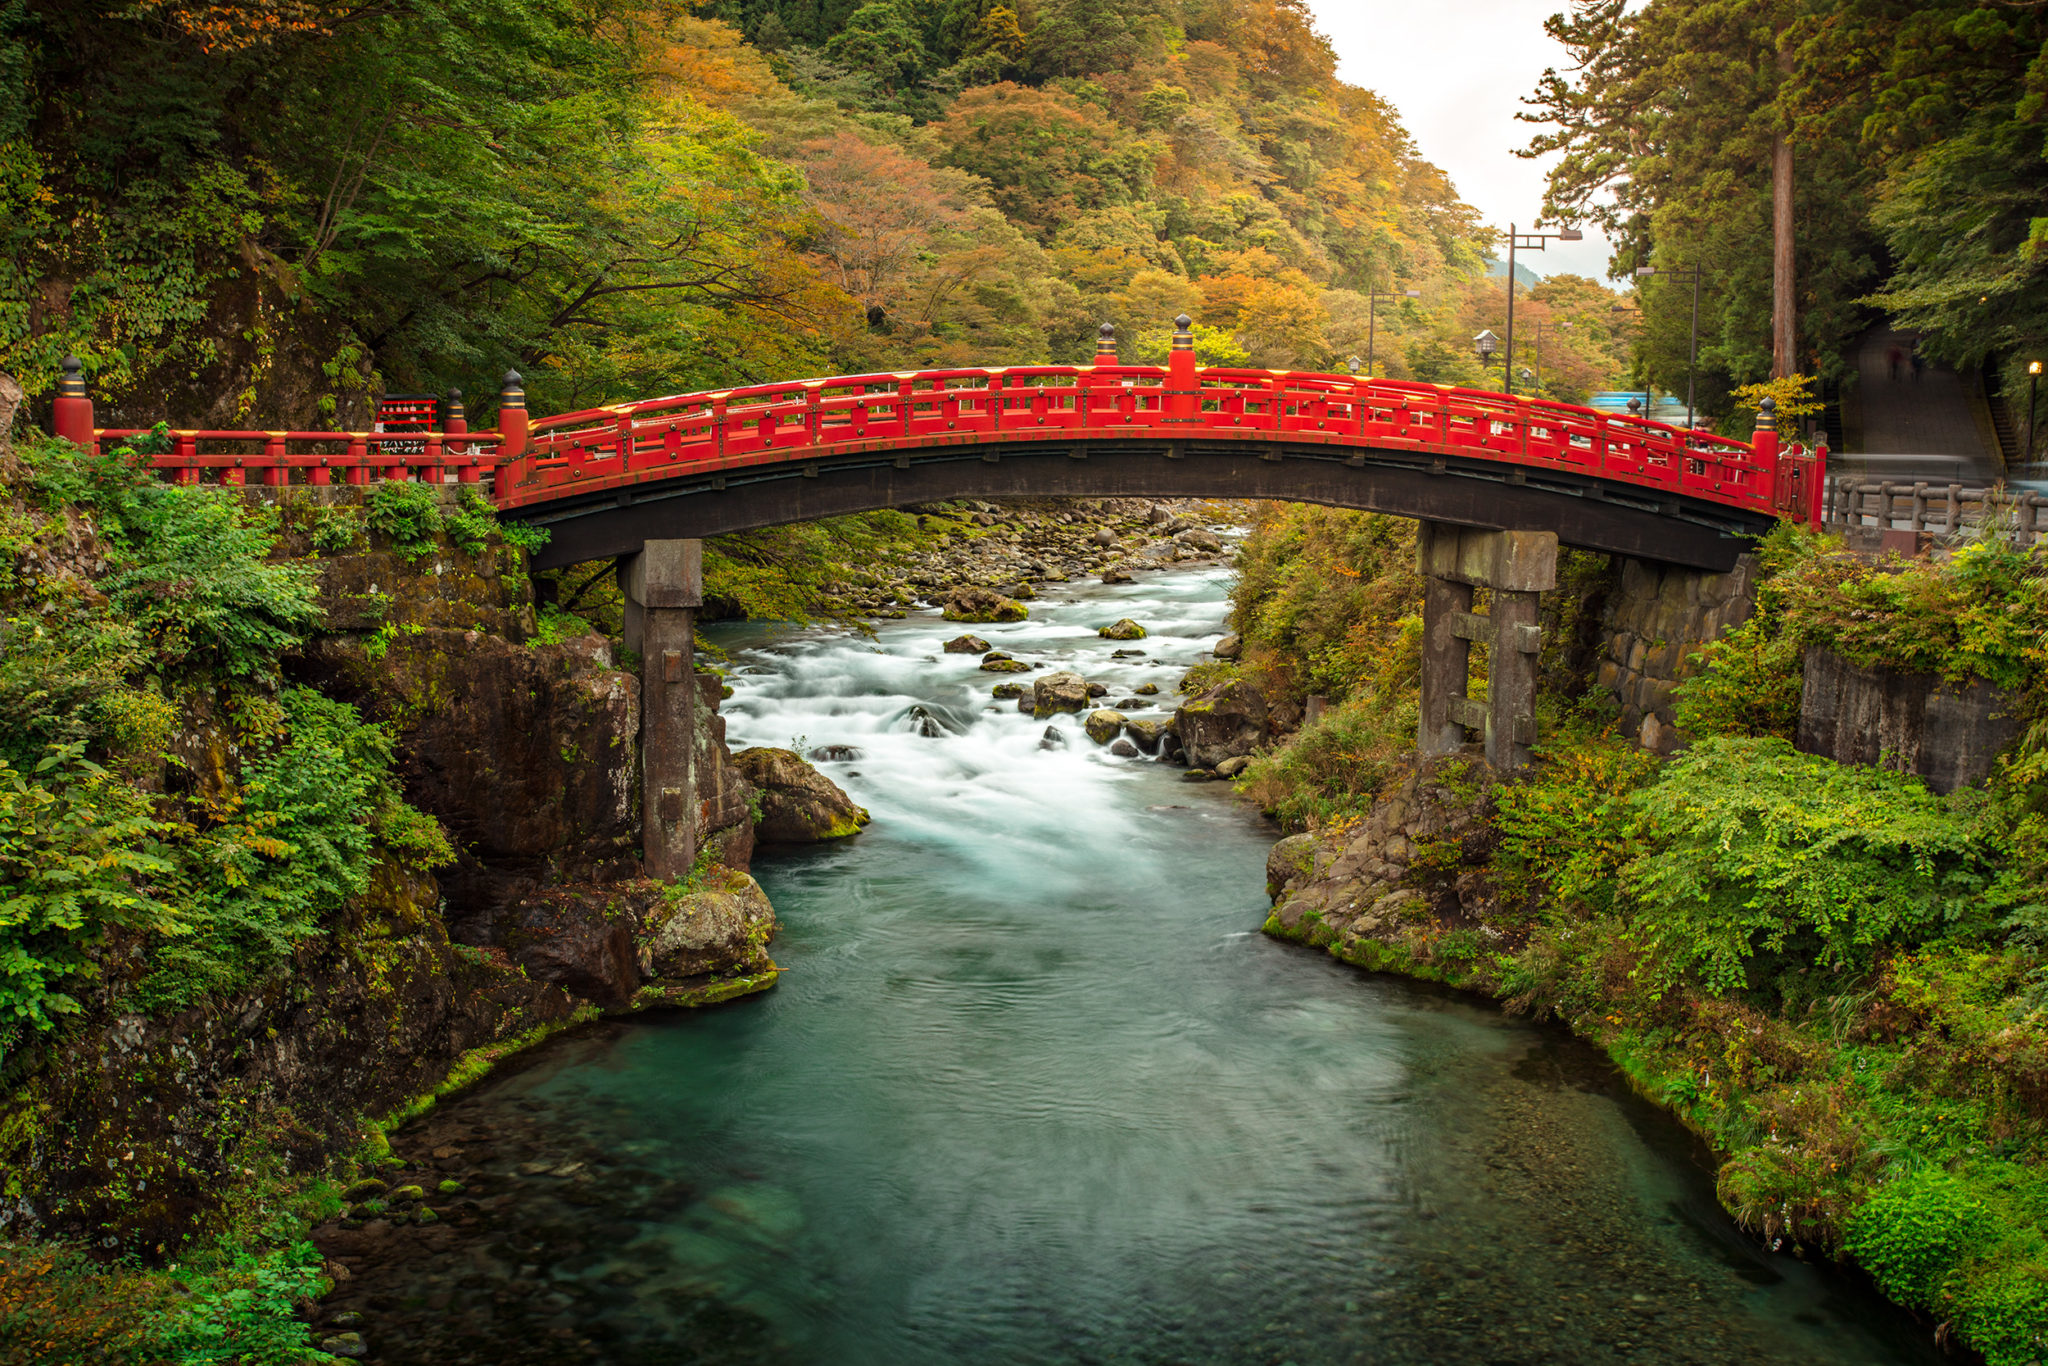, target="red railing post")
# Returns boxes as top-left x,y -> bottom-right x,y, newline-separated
262,434 -> 288,486
1165,314 -> 1199,424
492,371 -> 528,501
345,435 -> 370,485
51,356 -> 95,451
174,432 -> 199,485
448,388 -> 479,484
